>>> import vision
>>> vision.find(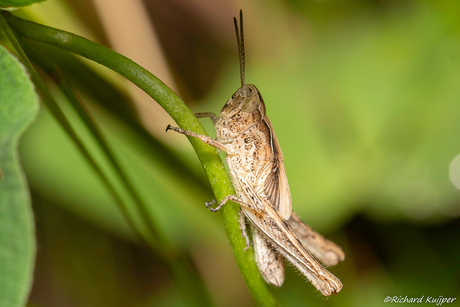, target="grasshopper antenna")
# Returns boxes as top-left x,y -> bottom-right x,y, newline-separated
233,9 -> 245,88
